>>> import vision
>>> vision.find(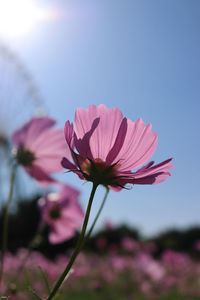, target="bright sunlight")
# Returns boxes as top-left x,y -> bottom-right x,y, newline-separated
0,0 -> 56,38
